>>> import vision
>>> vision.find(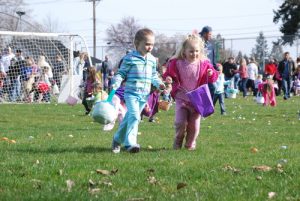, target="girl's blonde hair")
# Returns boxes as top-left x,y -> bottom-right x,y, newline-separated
134,28 -> 154,48
263,79 -> 273,95
175,34 -> 206,60
239,58 -> 247,66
